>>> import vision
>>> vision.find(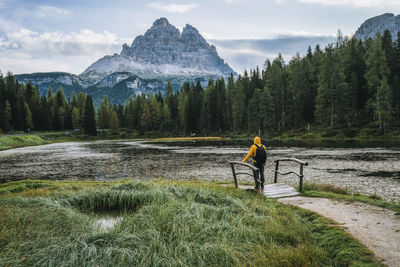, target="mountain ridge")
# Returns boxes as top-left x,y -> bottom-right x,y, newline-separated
82,17 -> 236,79
354,13 -> 400,40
